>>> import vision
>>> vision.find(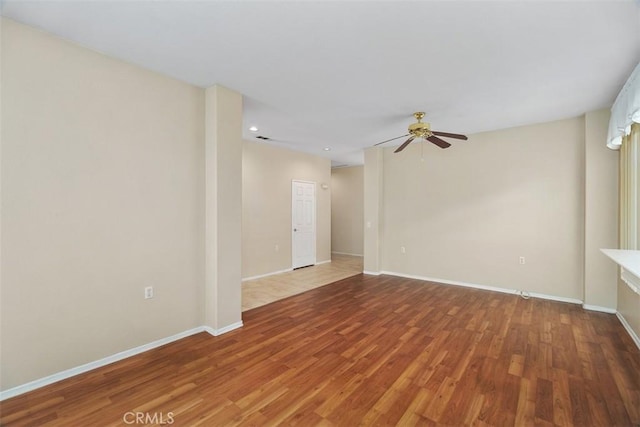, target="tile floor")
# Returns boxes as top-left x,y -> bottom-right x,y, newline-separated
242,254 -> 363,311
